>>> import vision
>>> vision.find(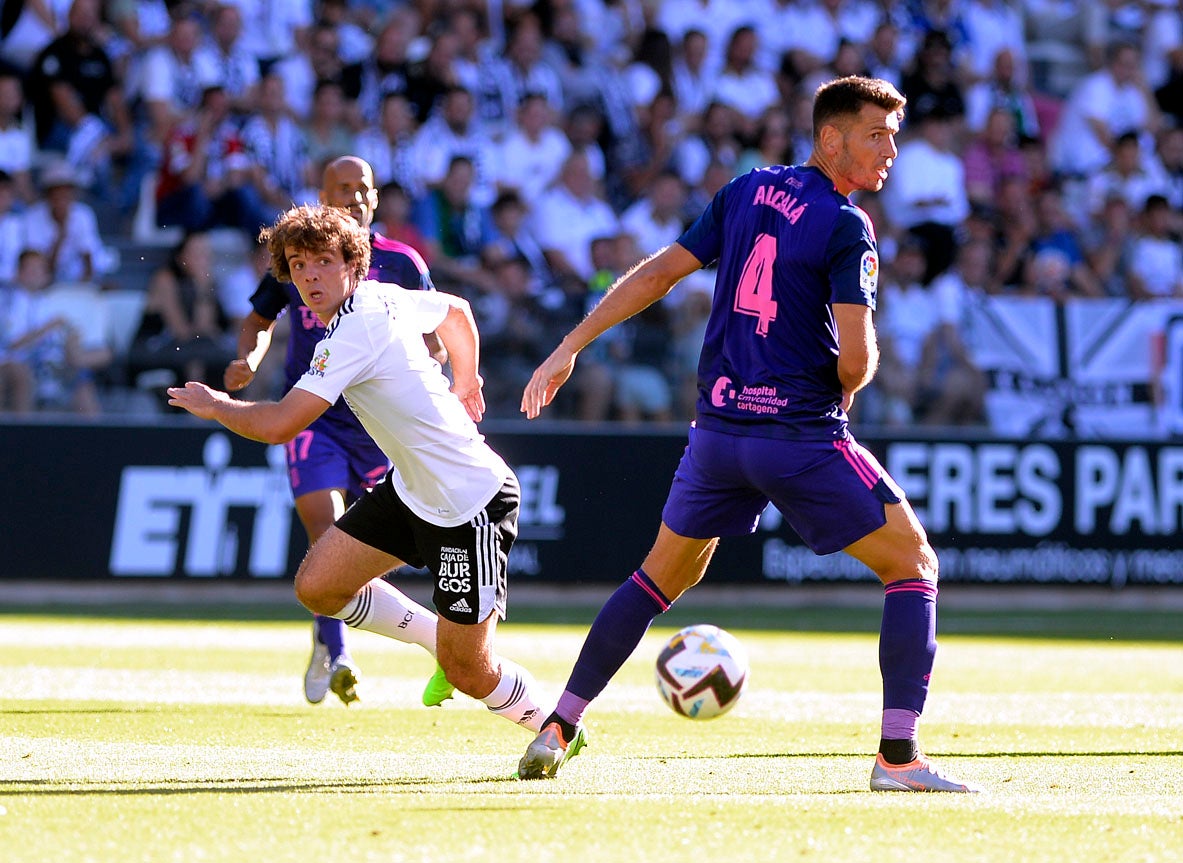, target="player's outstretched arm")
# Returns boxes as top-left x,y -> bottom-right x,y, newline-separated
520,243 -> 702,419
225,311 -> 278,391
167,382 -> 332,444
